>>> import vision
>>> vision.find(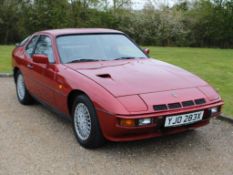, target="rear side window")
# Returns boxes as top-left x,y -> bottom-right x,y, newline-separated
25,35 -> 39,57
34,35 -> 55,63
